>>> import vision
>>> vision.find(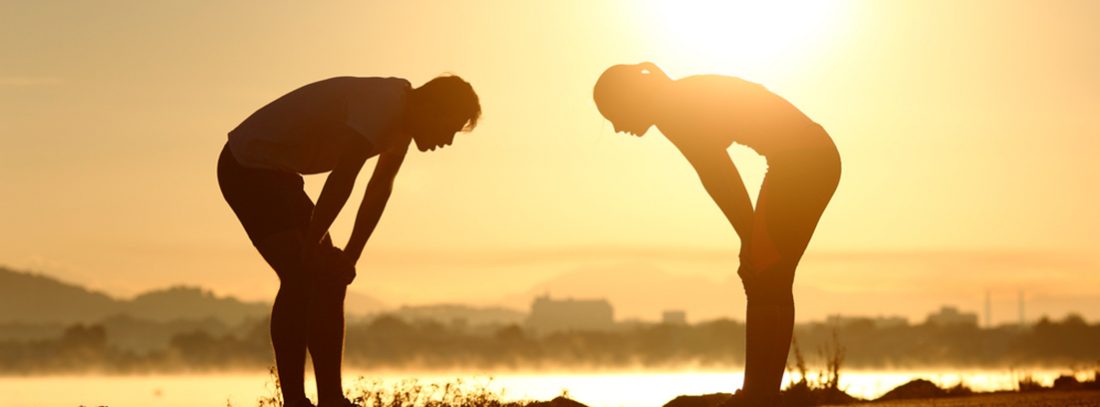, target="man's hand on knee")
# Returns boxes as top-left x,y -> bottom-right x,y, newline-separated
302,244 -> 357,285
